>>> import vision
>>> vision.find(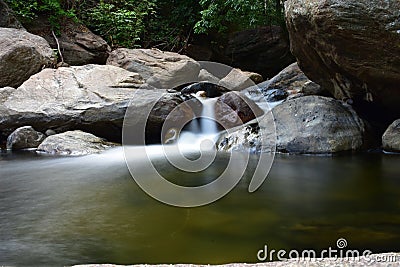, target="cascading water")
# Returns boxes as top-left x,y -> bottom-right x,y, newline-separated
177,95 -> 219,151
